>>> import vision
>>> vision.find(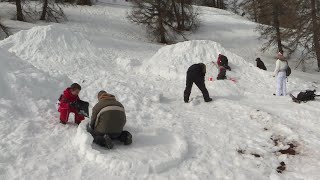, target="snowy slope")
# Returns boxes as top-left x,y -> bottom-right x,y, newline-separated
0,1 -> 320,180
0,48 -> 75,179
